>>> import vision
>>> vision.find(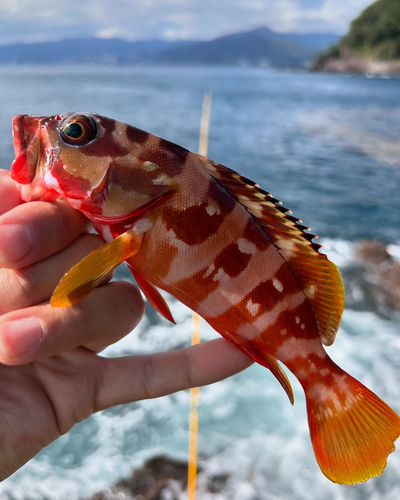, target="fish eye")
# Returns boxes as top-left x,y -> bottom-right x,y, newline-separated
60,115 -> 97,146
